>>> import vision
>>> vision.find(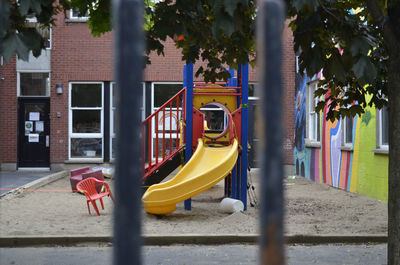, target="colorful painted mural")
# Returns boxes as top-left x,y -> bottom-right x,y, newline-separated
294,74 -> 388,202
